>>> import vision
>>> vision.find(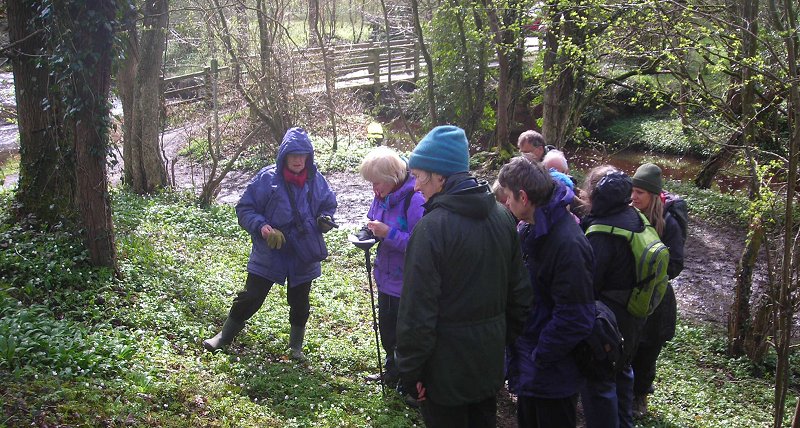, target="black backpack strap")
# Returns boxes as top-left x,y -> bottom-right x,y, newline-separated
285,177 -> 315,230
